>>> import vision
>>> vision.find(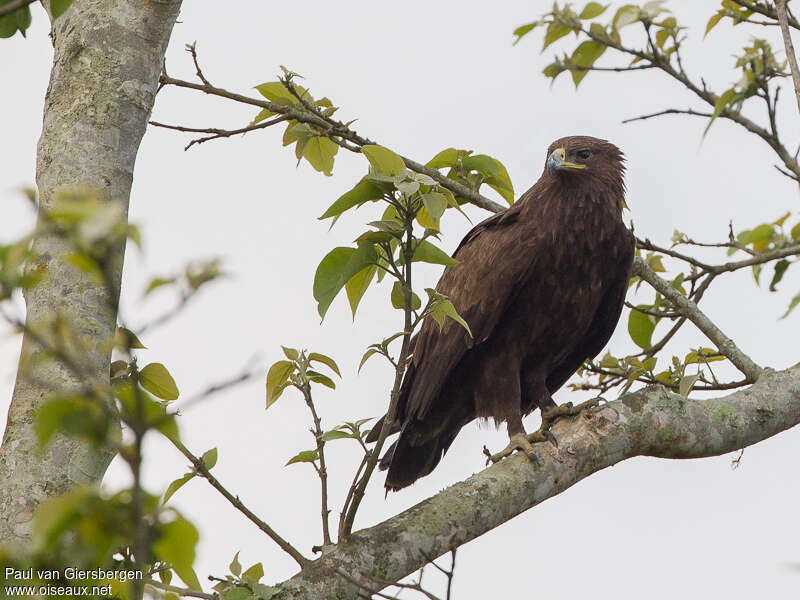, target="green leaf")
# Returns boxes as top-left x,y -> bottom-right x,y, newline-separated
307,370 -> 336,389
612,4 -> 640,29
628,305 -> 657,349
684,347 -> 726,364
144,276 -> 176,296
115,327 -> 147,350
345,265 -> 377,318
358,348 -> 379,373
163,473 -> 195,504
429,298 -> 472,337
201,447 -> 218,470
285,449 -> 319,466
391,281 -> 422,310
773,211 -> 792,227
140,363 -> 180,401
416,205 -> 440,231
542,22 -> 572,50
243,562 -> 264,583
302,137 -> 338,176
781,290 -> 800,319
513,21 -> 540,44
770,260 -> 790,292
412,240 -> 458,266
51,0 -> 74,19
705,11 -> 724,37
281,346 -> 299,361
255,81 -> 308,105
599,352 -> 619,369
266,360 -> 295,409
461,154 -> 501,177
426,148 -> 470,168
308,352 -> 341,377
153,516 -> 201,590
362,145 -> 406,176
579,2 -> 608,19
704,88 -> 737,136
319,429 -> 353,442
790,221 -> 800,242
570,40 -> 607,86
679,372 -> 701,398
319,179 -> 384,220
0,4 -> 32,38
230,551 -> 242,577
740,223 -> 774,251
36,396 -> 109,449
314,244 -> 379,319
250,107 -> 276,125
421,192 -> 448,222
